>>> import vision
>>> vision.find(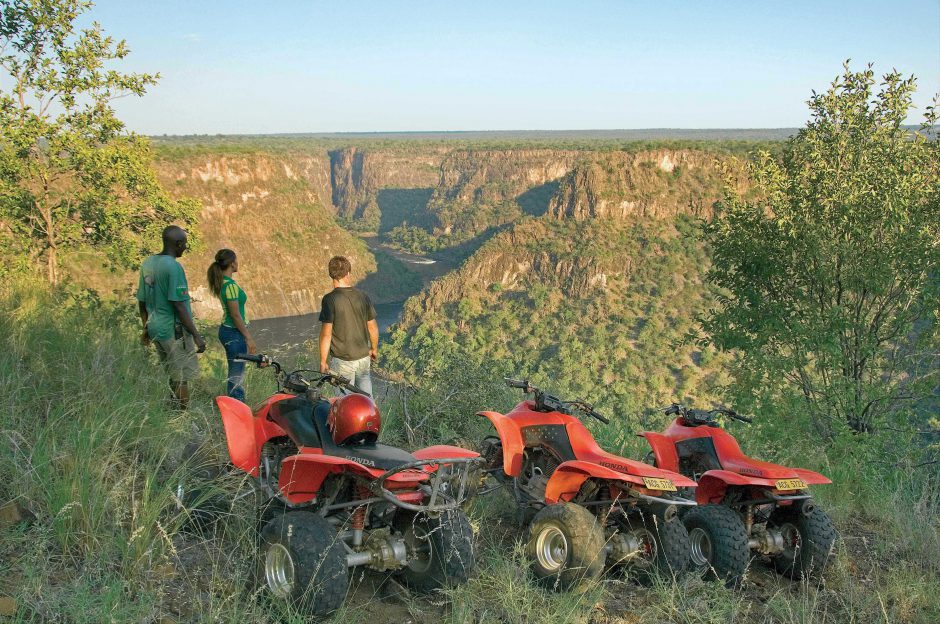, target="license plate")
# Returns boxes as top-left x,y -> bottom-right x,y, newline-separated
775,478 -> 807,491
643,477 -> 677,492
